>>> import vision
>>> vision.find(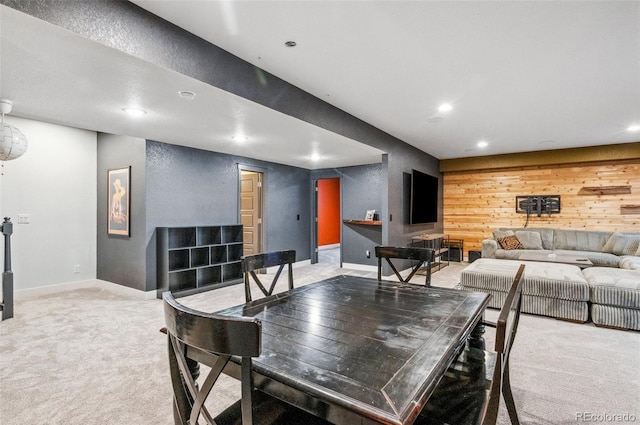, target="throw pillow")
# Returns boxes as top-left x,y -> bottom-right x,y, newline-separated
515,231 -> 543,250
614,234 -> 640,256
497,235 -> 524,250
493,230 -> 515,240
602,232 -> 621,253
